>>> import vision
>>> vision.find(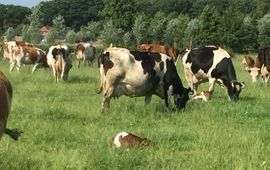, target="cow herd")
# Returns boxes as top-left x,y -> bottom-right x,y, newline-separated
0,40 -> 269,144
